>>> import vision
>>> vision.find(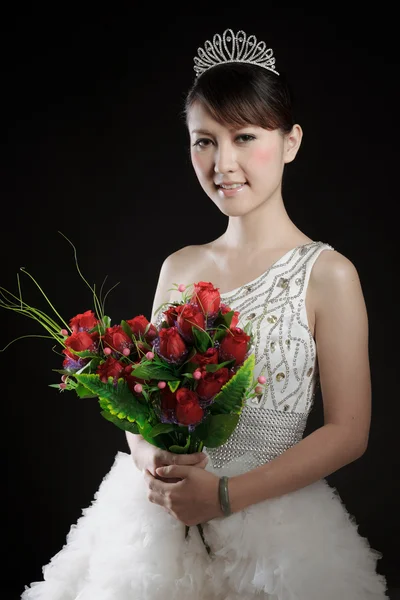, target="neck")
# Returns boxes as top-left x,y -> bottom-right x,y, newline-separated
221,191 -> 301,251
